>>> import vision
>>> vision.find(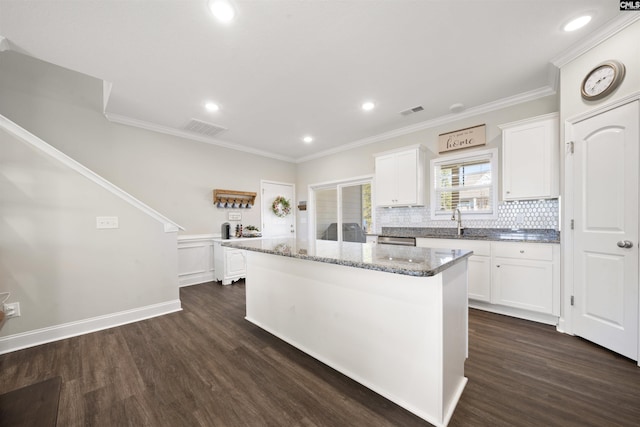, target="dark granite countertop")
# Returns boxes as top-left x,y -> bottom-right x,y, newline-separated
379,227 -> 560,243
222,238 -> 472,277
